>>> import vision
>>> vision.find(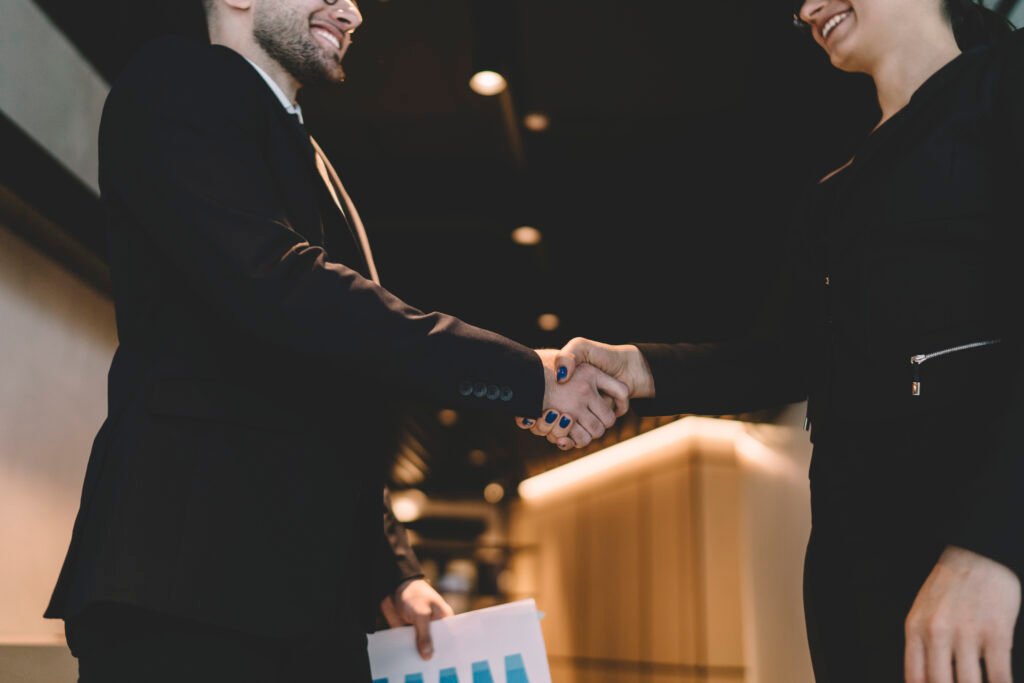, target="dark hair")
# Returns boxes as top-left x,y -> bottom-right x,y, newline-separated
942,0 -> 1015,50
